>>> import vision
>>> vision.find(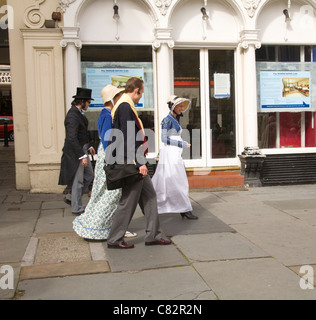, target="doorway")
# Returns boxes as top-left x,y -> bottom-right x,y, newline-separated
173,49 -> 236,168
